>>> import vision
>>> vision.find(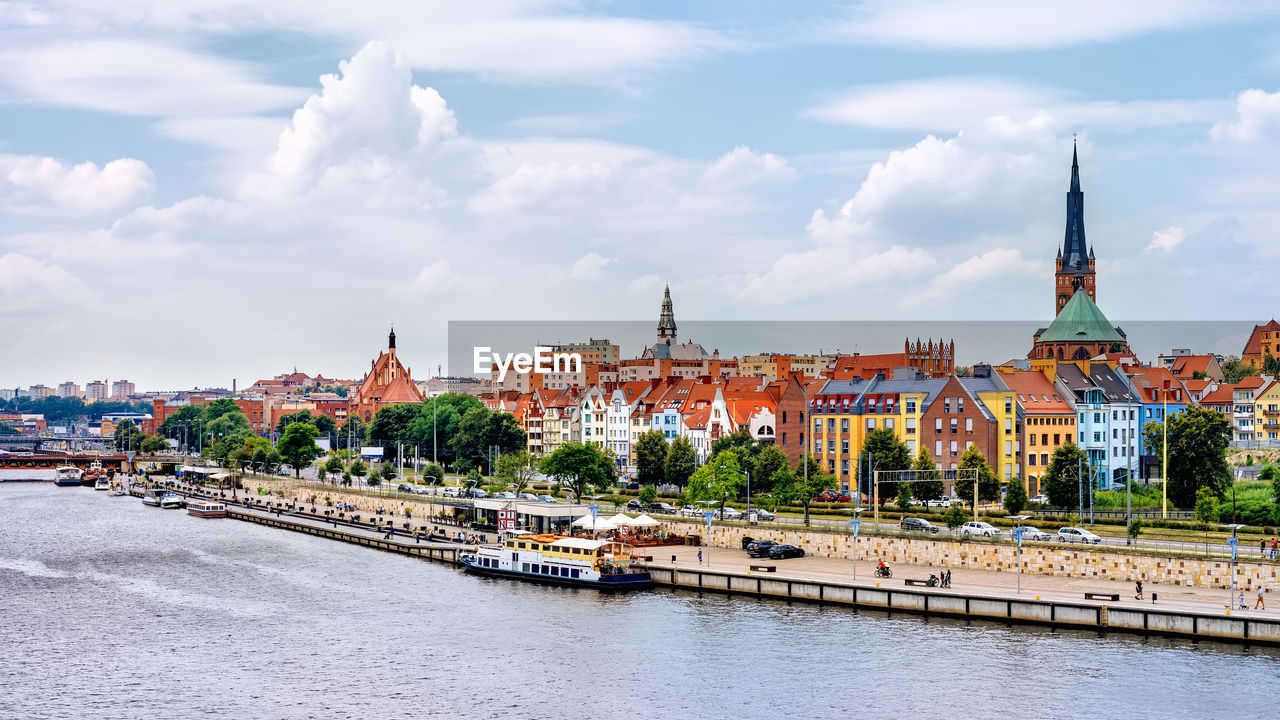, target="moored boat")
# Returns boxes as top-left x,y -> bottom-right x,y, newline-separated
142,488 -> 163,507
460,534 -> 651,590
159,492 -> 184,509
81,460 -> 106,487
187,500 -> 227,518
54,466 -> 83,486
94,476 -> 111,491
